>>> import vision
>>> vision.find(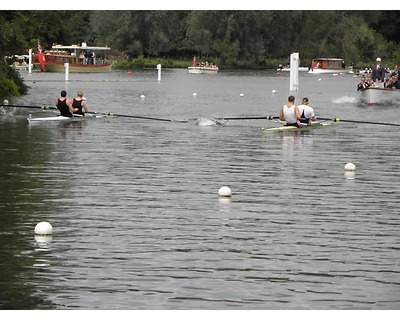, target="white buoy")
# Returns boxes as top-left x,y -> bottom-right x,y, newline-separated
82,97 -> 87,101
193,93 -> 197,96
240,93 -> 244,97
344,163 -> 356,171
140,95 -> 145,99
34,222 -> 53,235
218,186 -> 232,197
272,90 -> 276,94
3,99 -> 9,105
